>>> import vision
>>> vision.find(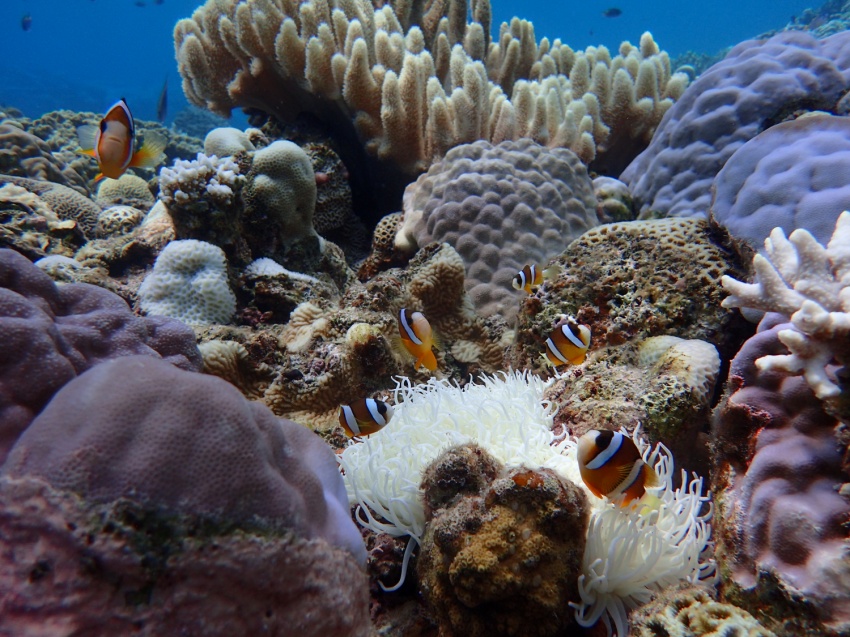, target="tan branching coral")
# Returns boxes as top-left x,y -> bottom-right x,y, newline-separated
175,0 -> 686,174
